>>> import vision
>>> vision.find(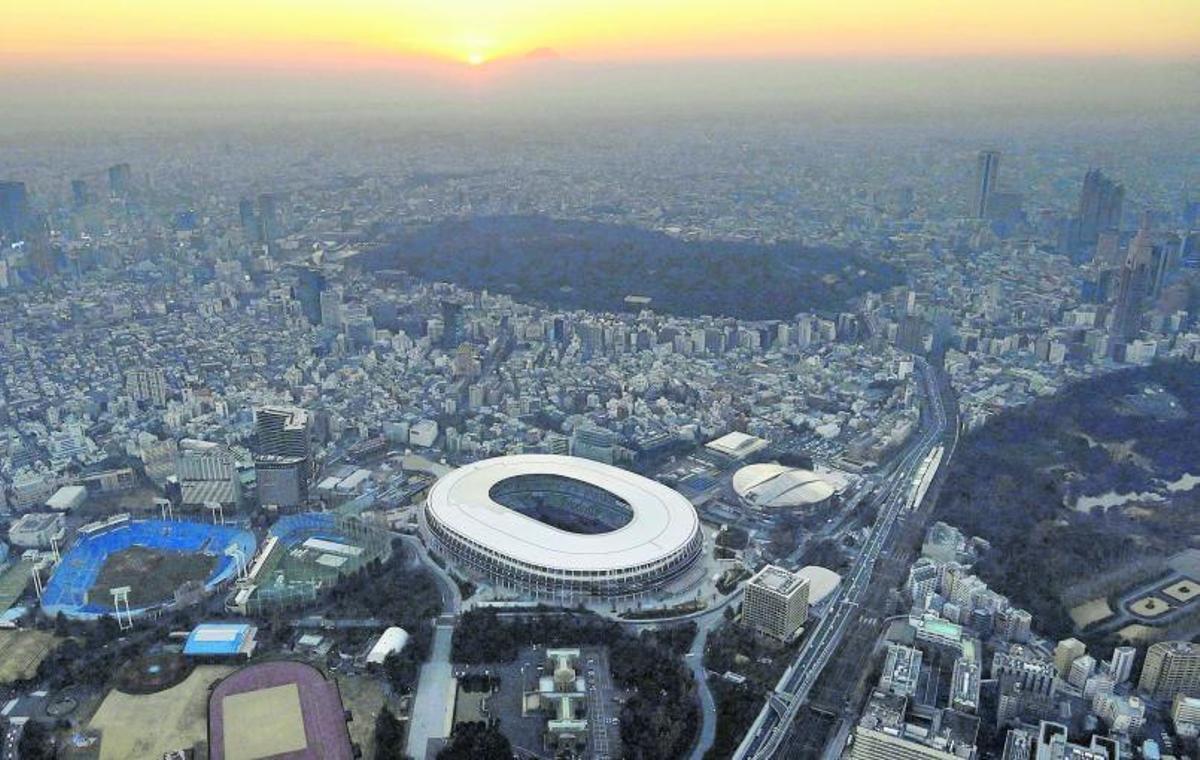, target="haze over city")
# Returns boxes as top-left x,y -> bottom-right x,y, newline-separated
0,2 -> 1199,760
